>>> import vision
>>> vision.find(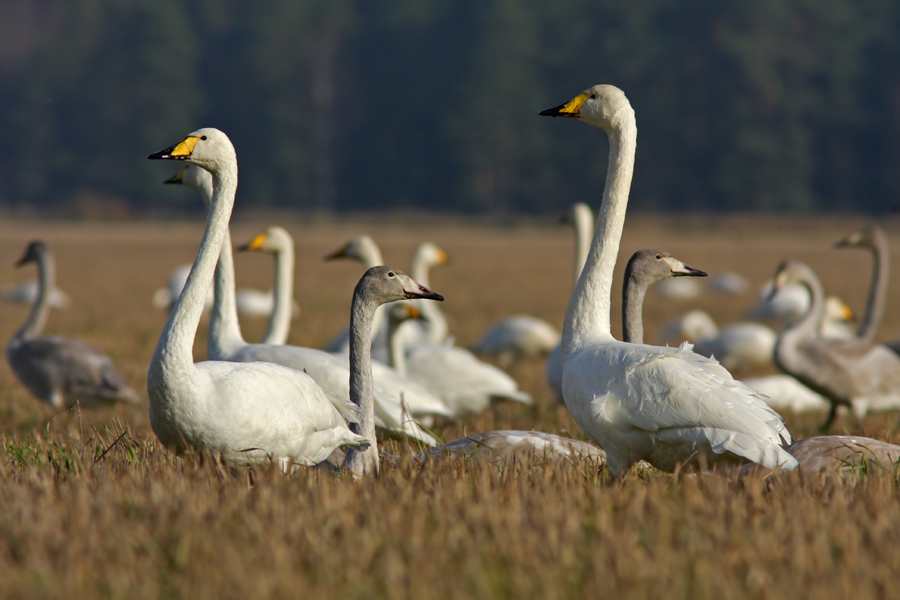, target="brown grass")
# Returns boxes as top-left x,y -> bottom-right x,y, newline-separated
1,215 -> 900,599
